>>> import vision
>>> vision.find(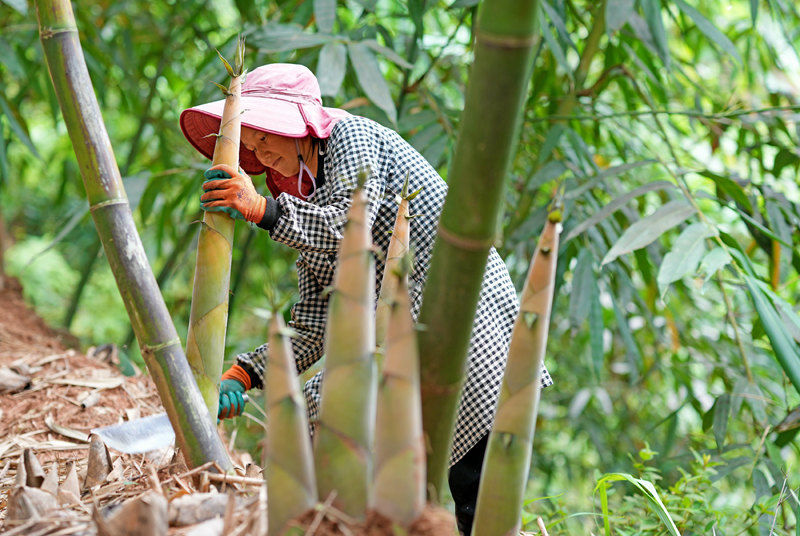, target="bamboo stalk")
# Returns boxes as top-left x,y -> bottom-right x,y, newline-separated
472,210 -> 561,535
313,174 -> 376,520
416,0 -> 541,499
184,39 -> 245,417
373,259 -> 425,526
265,312 -> 317,535
34,0 -> 230,470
